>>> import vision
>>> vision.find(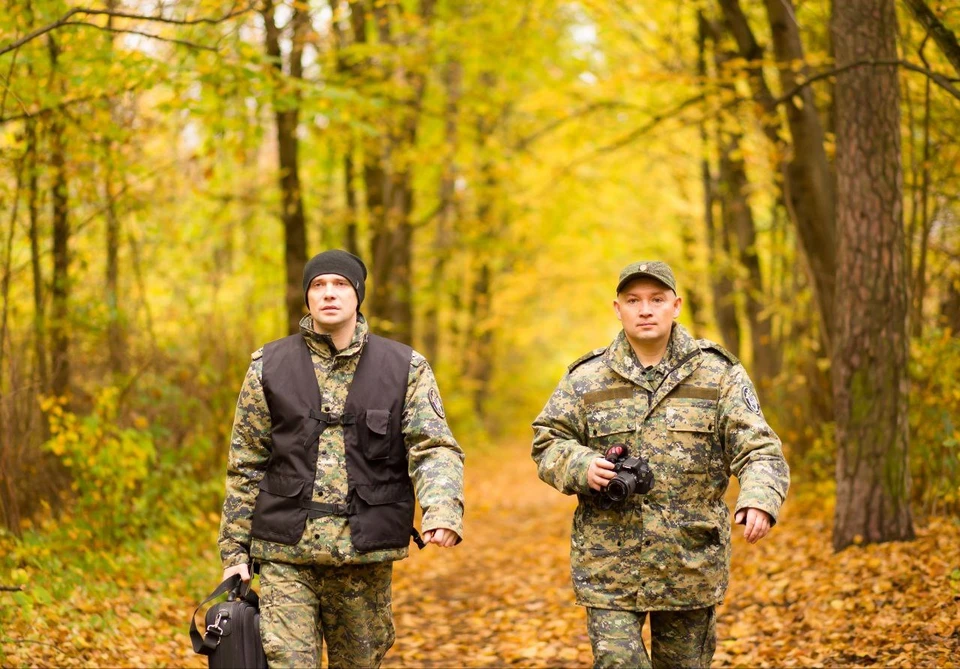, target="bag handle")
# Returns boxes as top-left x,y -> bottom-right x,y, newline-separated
189,574 -> 250,655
